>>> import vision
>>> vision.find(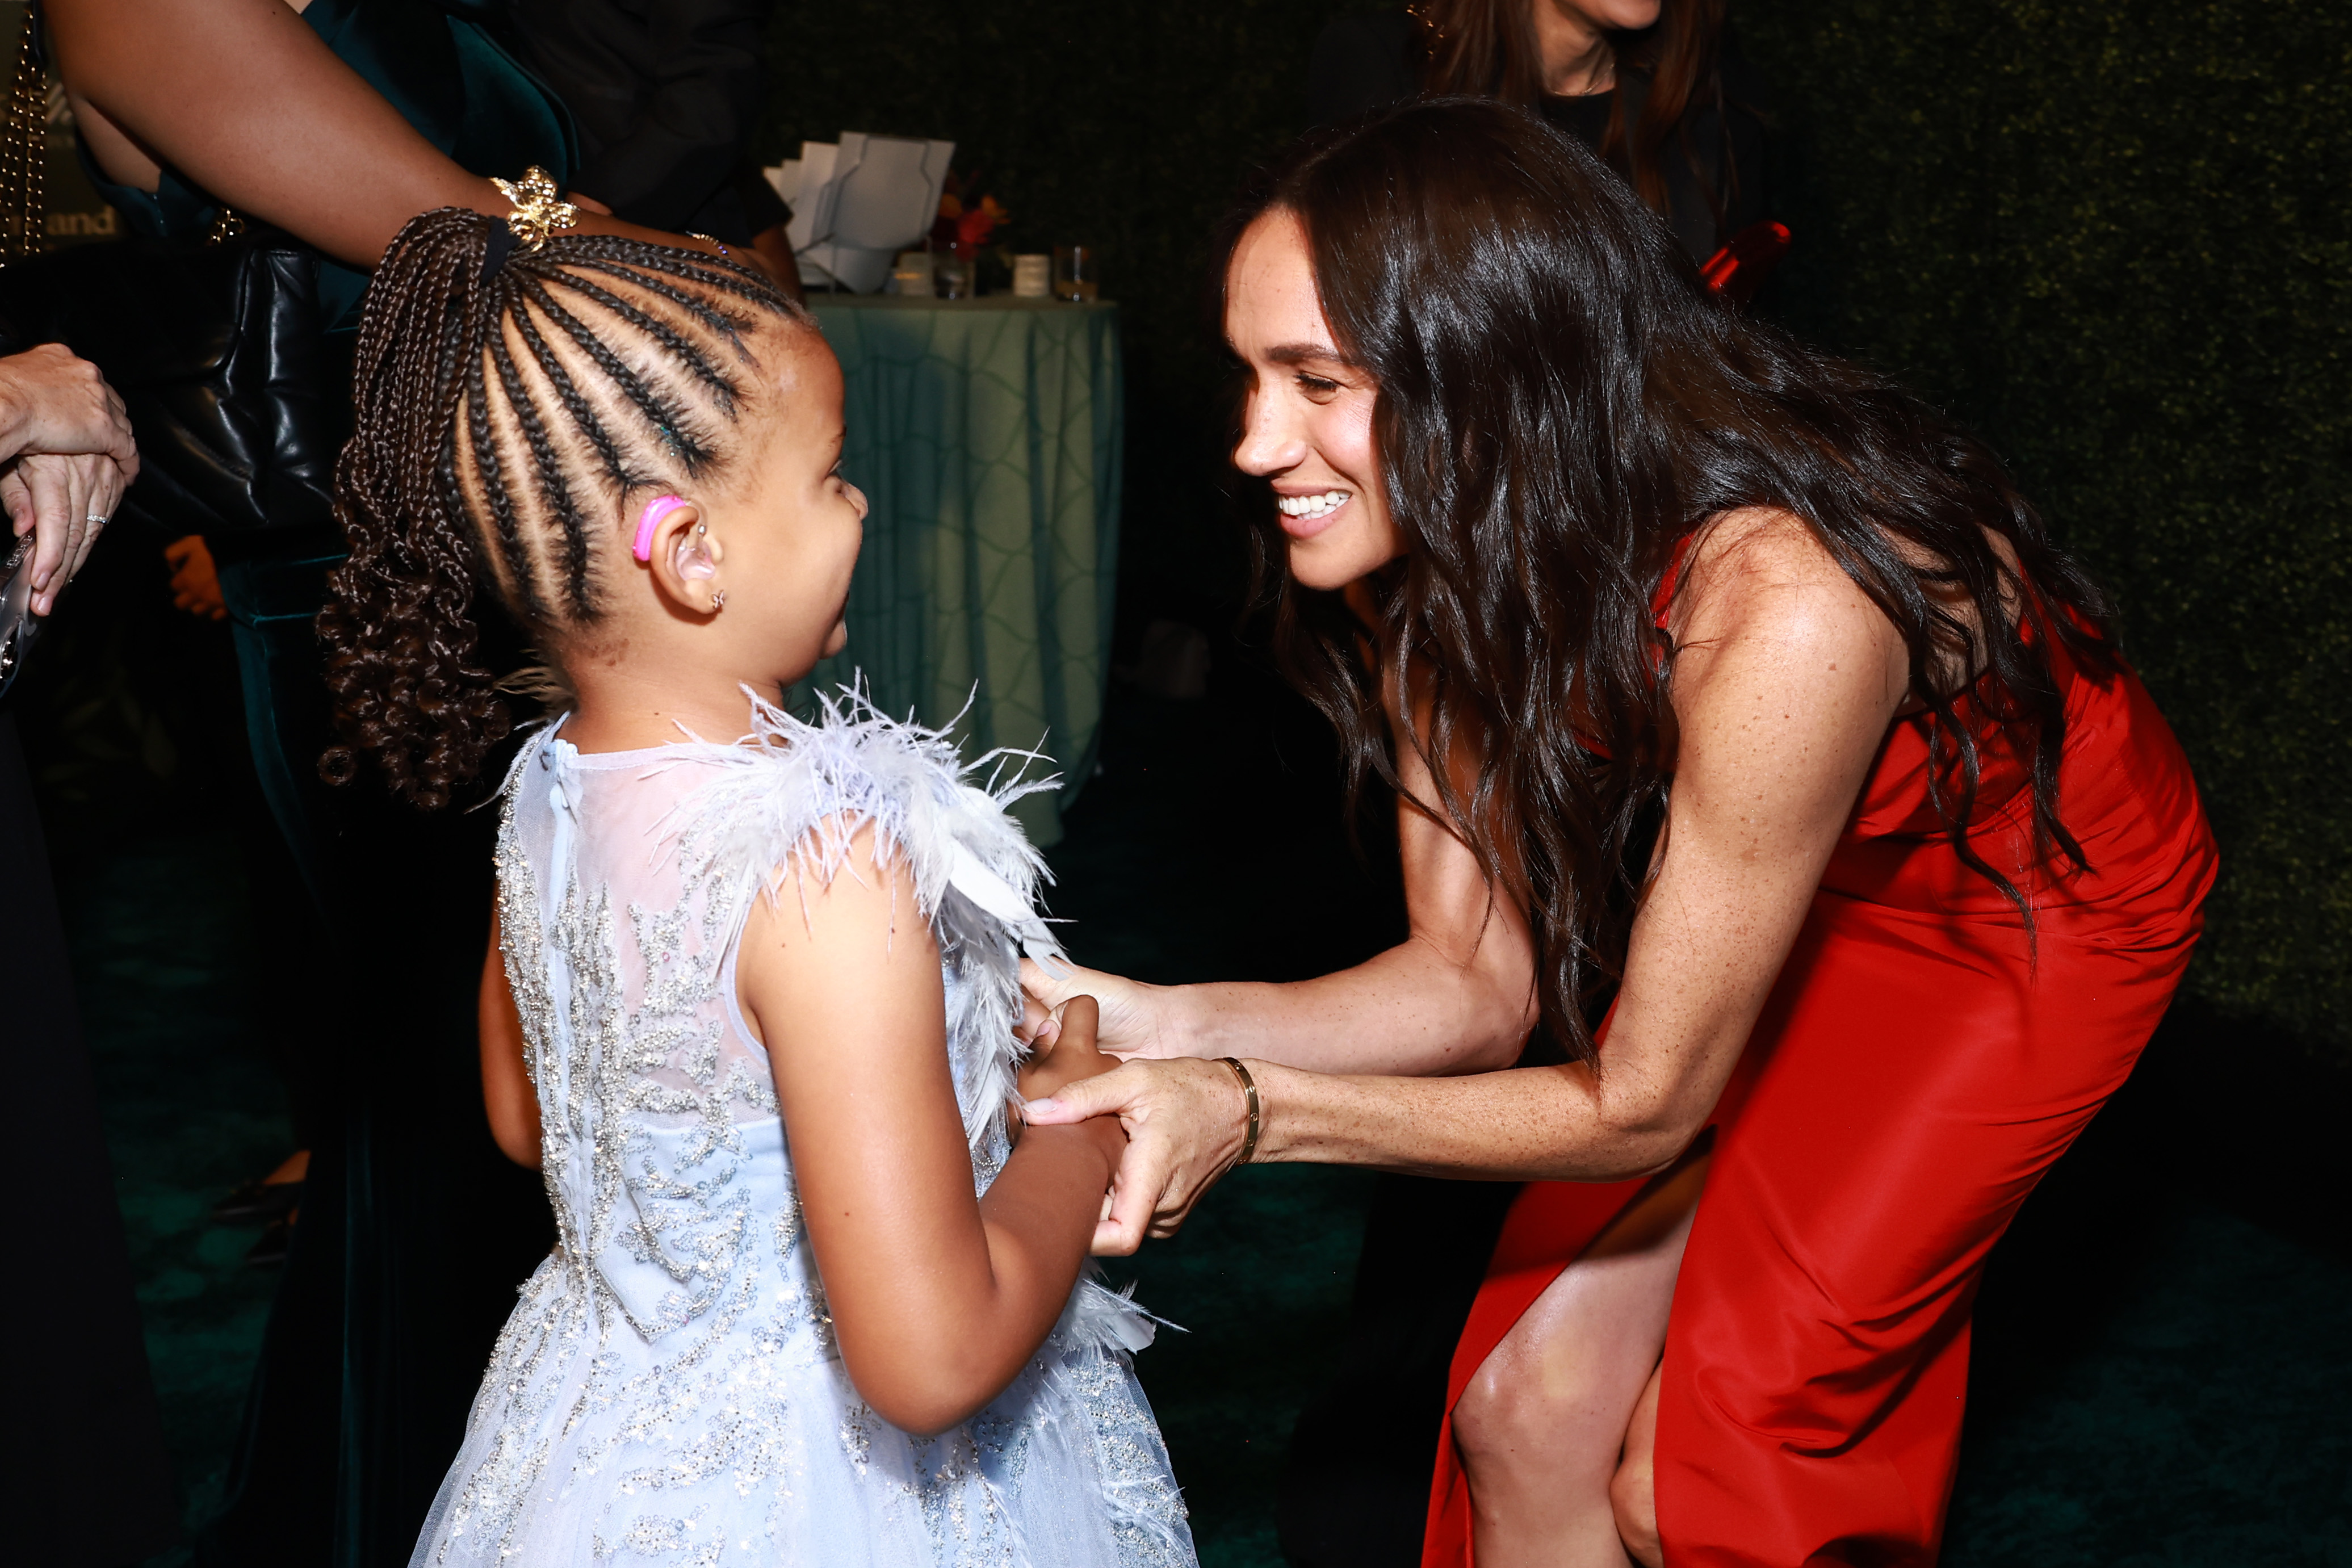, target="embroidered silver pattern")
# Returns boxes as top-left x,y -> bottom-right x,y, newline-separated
410,697 -> 1195,1567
